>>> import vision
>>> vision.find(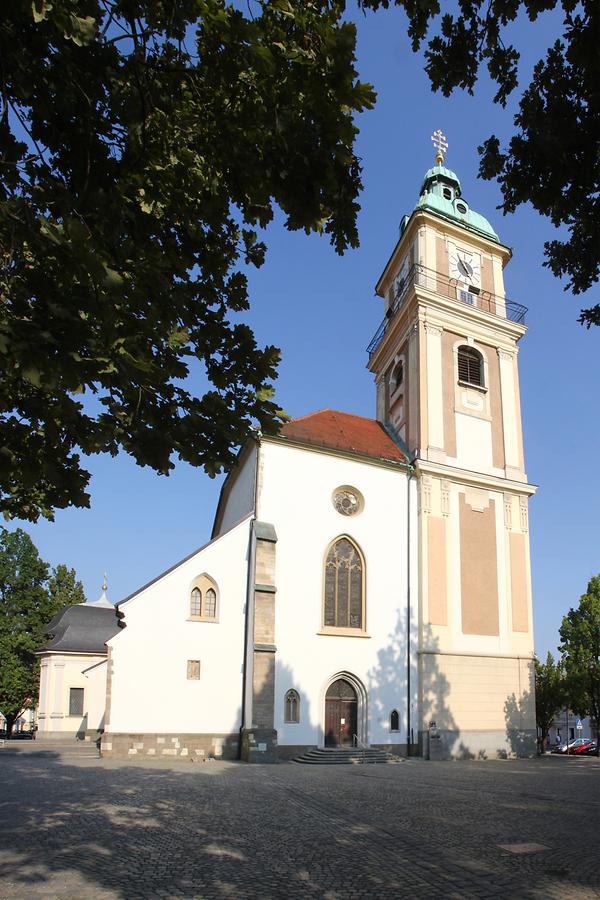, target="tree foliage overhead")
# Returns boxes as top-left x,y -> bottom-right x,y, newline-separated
359,0 -> 600,323
0,0 -> 375,522
0,528 -> 85,736
559,574 -> 600,754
